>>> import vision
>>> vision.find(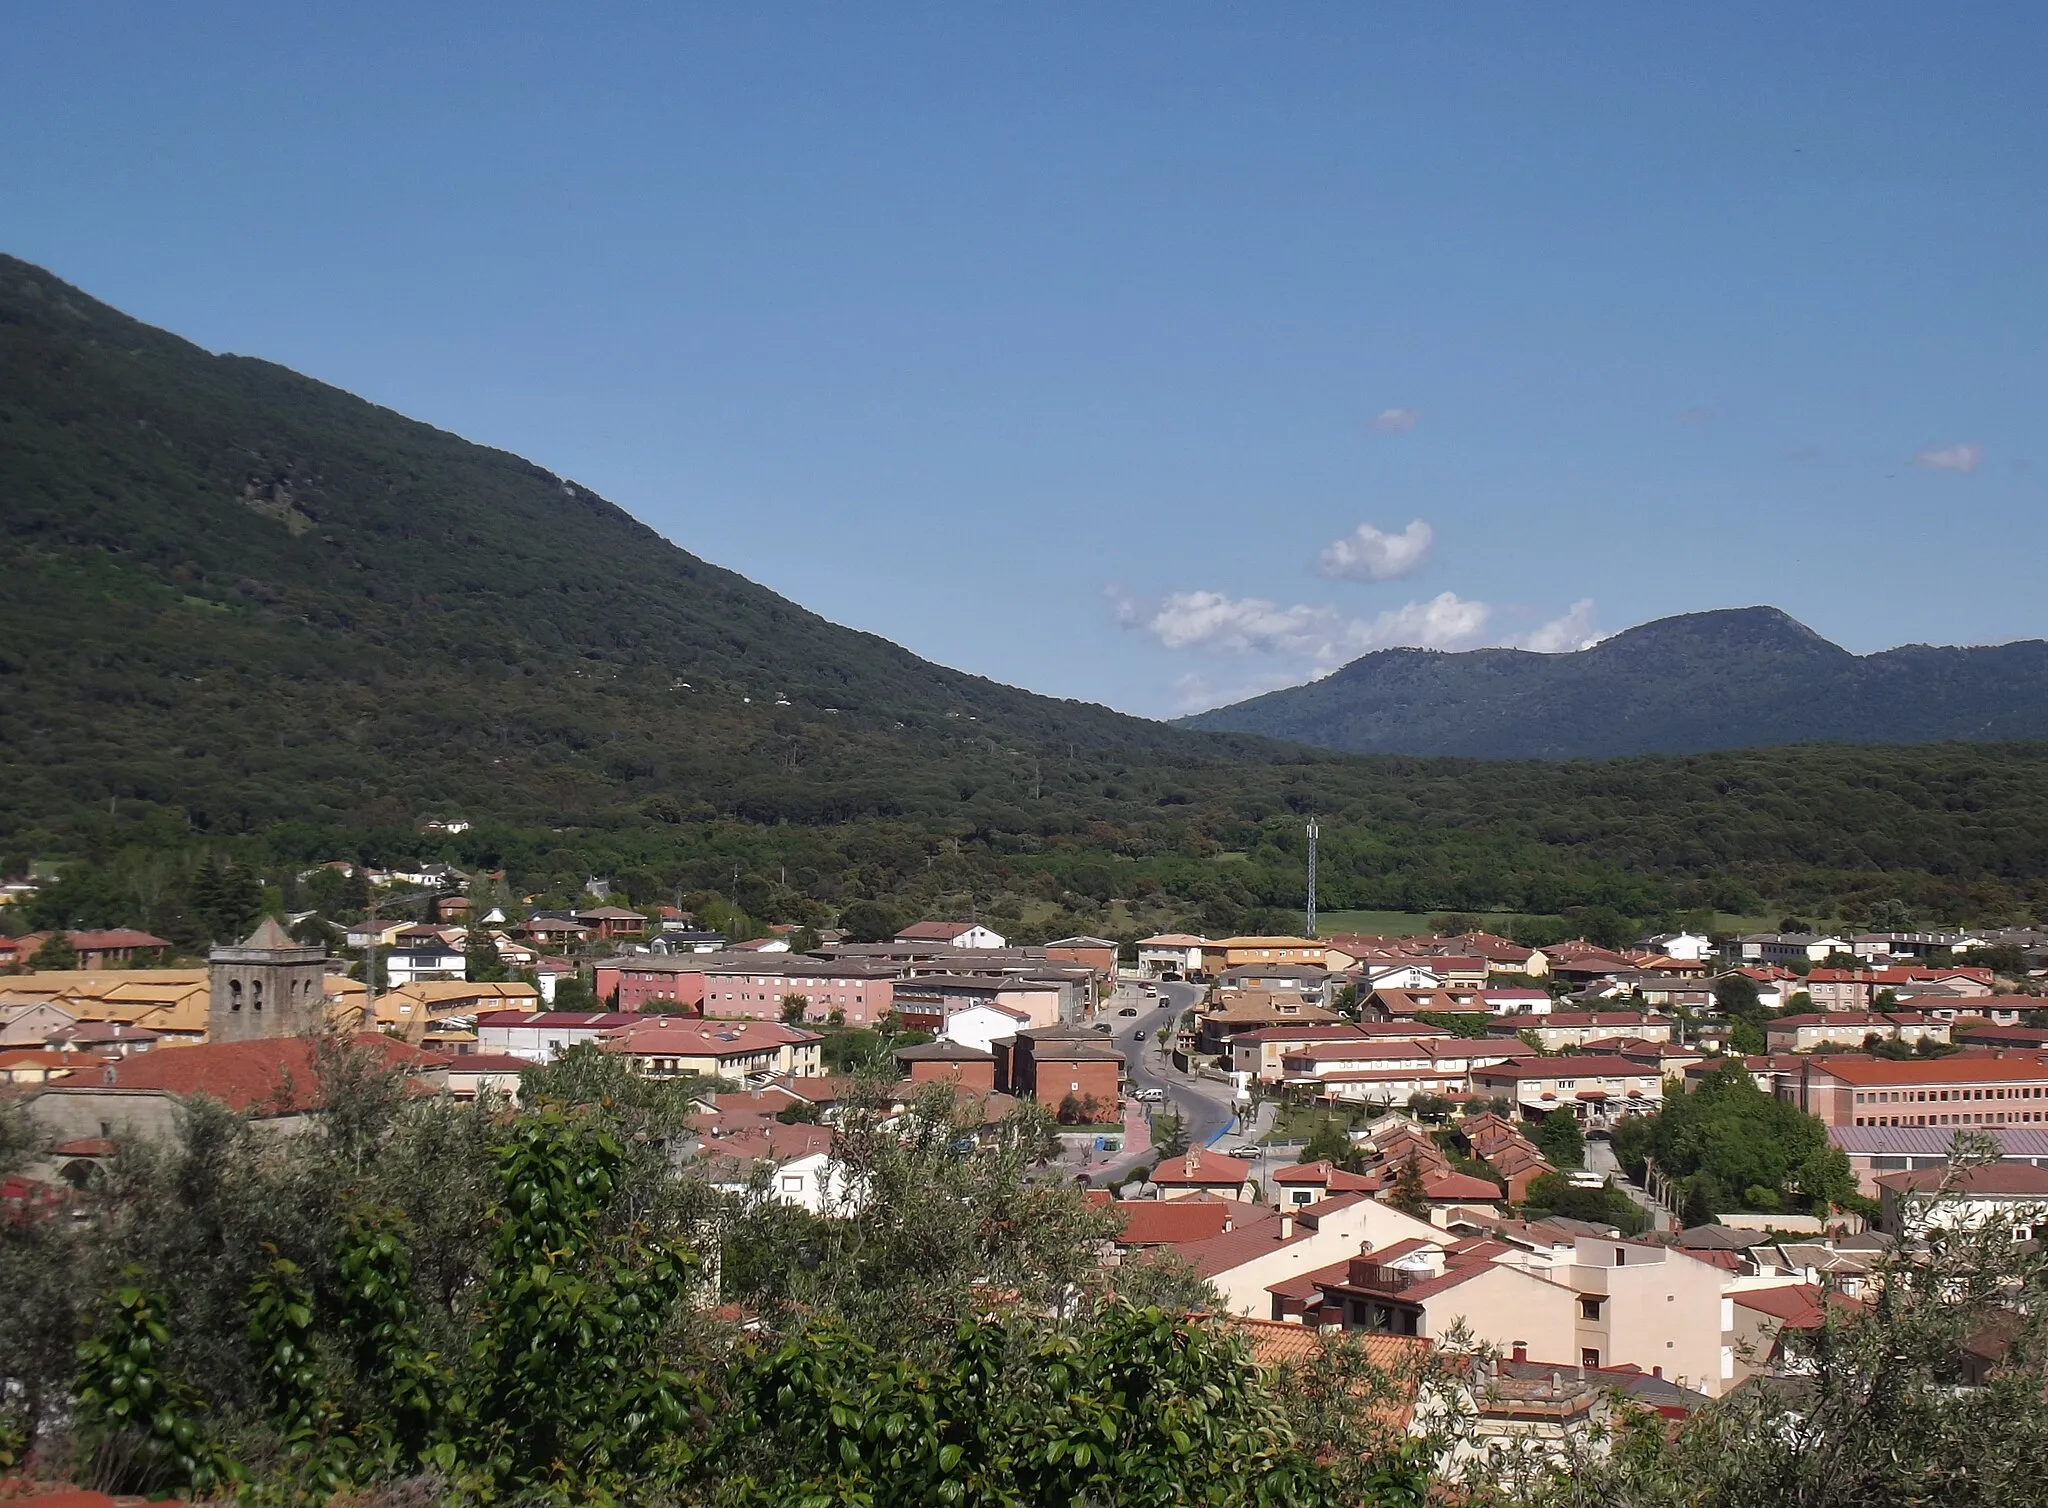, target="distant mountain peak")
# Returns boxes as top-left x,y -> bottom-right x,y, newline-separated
1181,607 -> 2048,759
1598,606 -> 1843,652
